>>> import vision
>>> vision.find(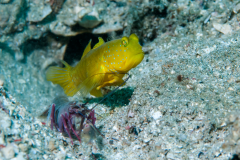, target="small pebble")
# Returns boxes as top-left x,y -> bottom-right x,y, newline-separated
0,115 -> 11,129
233,3 -> 240,13
43,154 -> 48,159
153,90 -> 160,97
198,152 -> 204,158
229,114 -> 236,122
11,152 -> 26,160
48,139 -> 55,151
128,110 -> 134,118
232,130 -> 239,140
55,151 -> 66,159
109,140 -> 114,145
213,23 -> 232,35
170,70 -> 175,74
220,122 -> 226,127
177,75 -> 183,82
214,151 -> 221,157
1,144 -> 15,159
0,79 -> 4,86
133,145 -> 141,150
0,0 -> 11,3
18,143 -> 28,152
152,111 -> 162,120
18,79 -> 26,84
143,137 -> 151,143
